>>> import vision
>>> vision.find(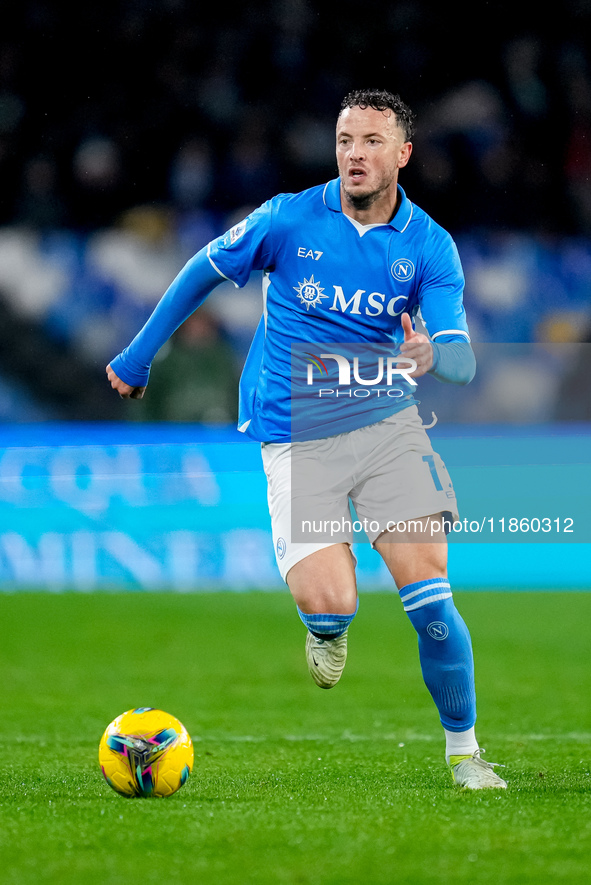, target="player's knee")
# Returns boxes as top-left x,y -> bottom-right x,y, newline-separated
288,578 -> 358,617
